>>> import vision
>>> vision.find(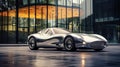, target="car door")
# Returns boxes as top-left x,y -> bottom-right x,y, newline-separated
37,29 -> 57,47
